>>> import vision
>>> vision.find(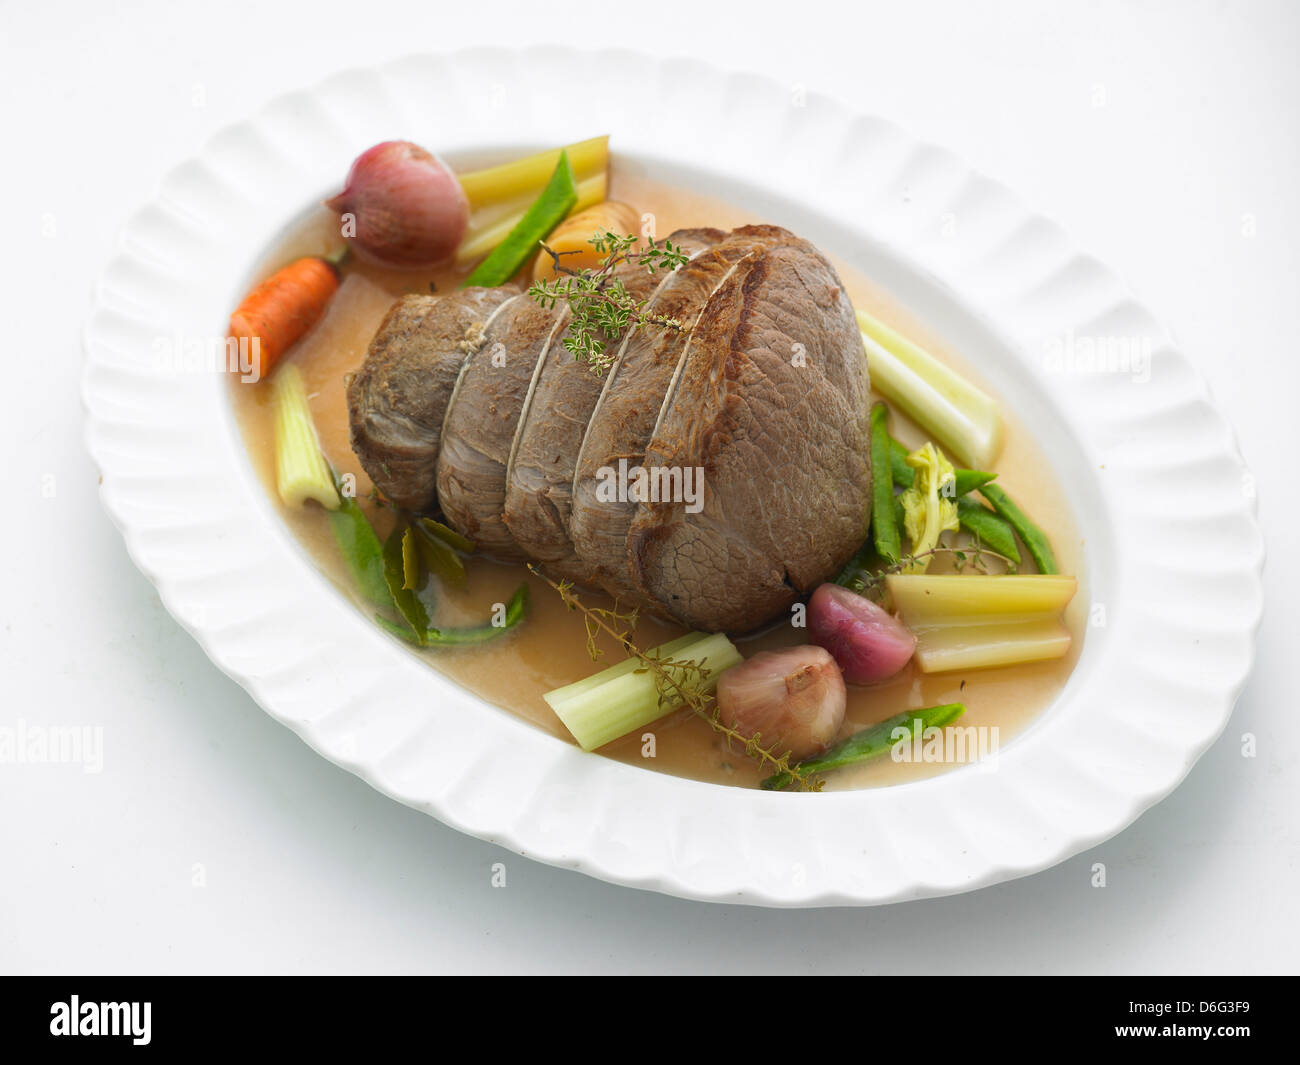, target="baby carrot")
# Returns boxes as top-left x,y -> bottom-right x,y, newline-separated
228,256 -> 339,381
